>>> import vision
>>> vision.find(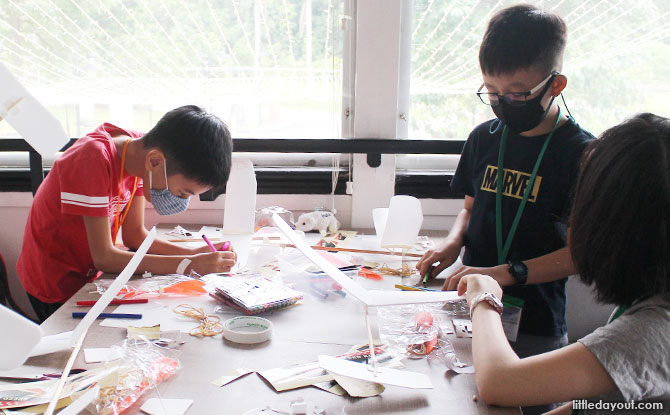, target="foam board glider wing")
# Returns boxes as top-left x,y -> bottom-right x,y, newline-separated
0,62 -> 68,157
